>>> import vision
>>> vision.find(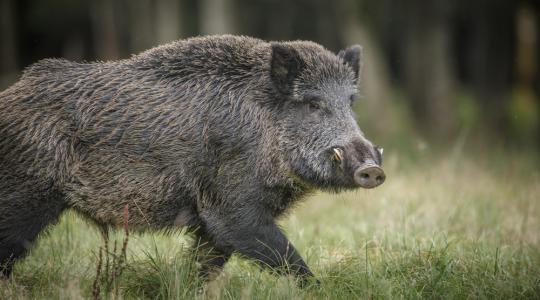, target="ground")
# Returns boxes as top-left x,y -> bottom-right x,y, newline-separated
1,149 -> 539,299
